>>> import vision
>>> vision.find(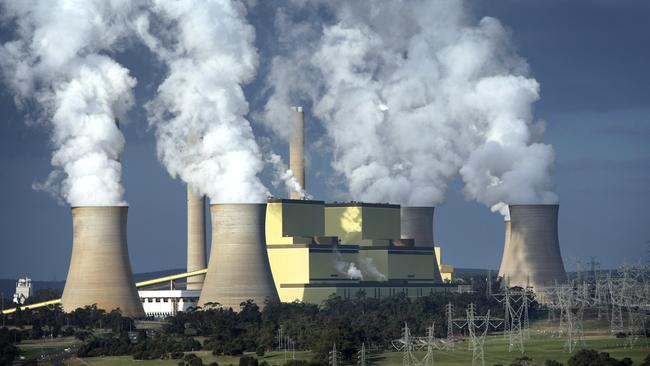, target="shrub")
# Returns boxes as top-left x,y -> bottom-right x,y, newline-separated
544,360 -> 563,366
256,346 -> 265,357
239,355 -> 259,366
